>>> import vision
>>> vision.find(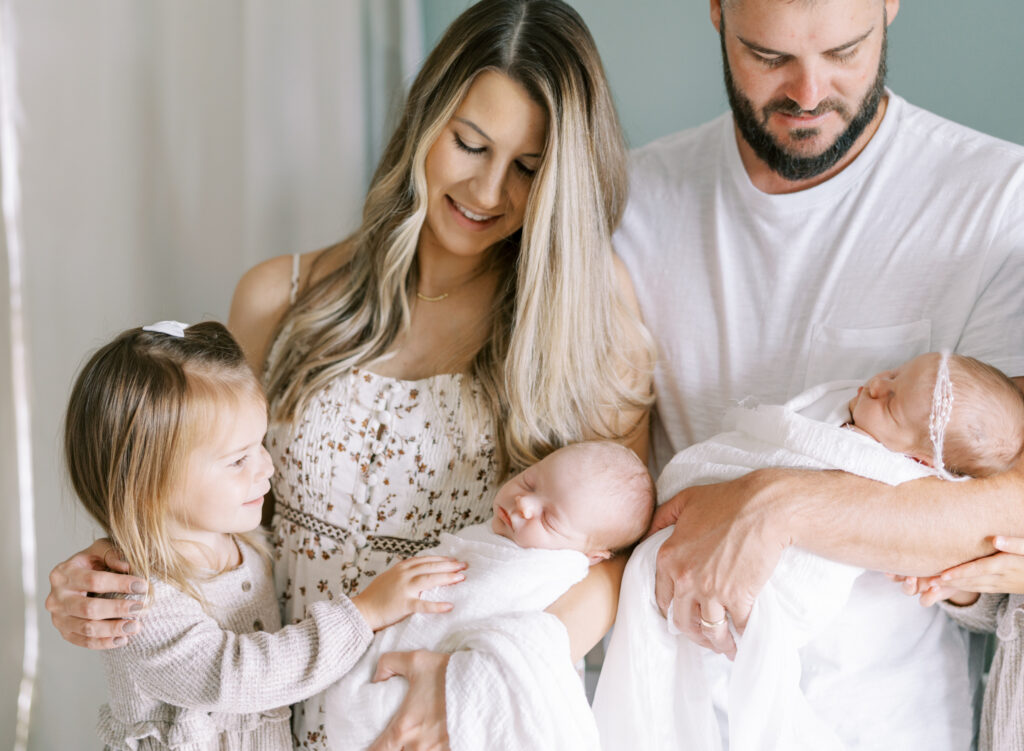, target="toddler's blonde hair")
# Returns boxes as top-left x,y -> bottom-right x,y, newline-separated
65,321 -> 267,603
